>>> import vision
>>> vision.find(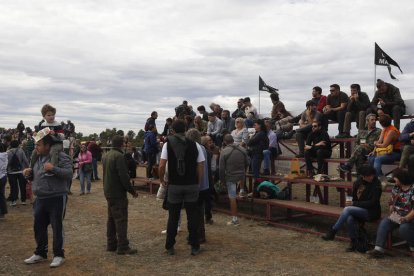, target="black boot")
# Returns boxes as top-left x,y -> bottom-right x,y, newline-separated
345,239 -> 356,252
321,228 -> 337,241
